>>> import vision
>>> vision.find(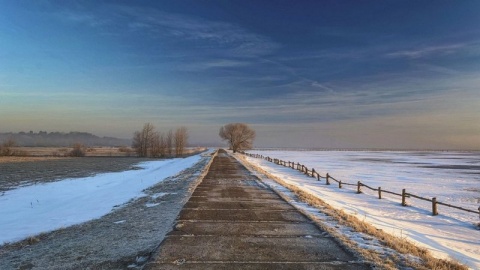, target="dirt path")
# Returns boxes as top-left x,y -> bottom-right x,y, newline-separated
144,150 -> 370,269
